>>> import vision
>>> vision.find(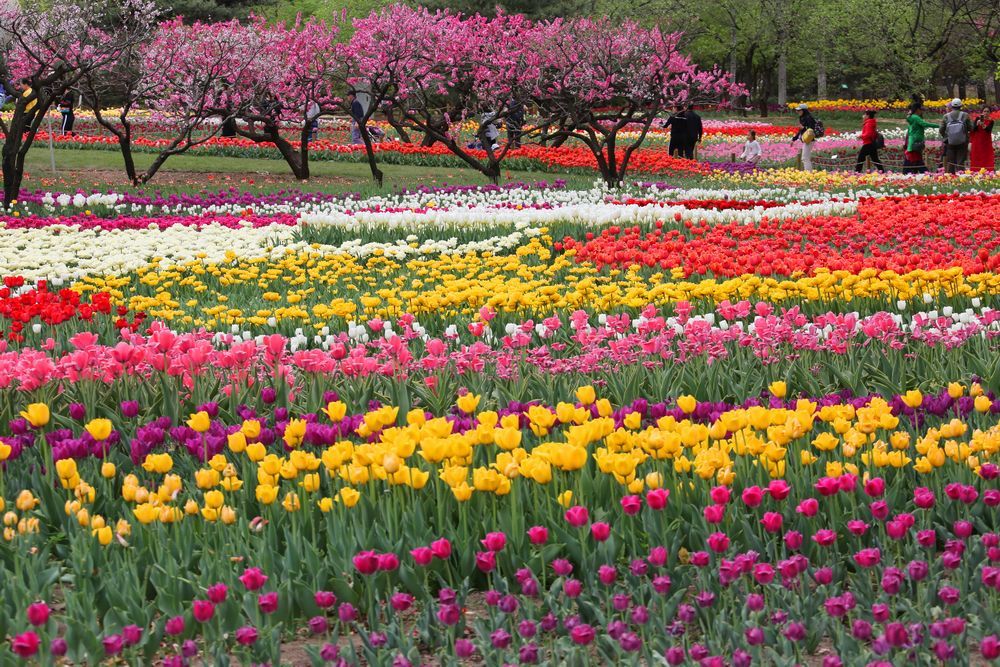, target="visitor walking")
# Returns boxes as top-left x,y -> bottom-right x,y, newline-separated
854,110 -> 885,173
664,105 -> 690,158
348,92 -> 365,145
57,90 -> 75,136
969,106 -> 995,172
791,103 -> 818,171
739,130 -> 762,165
939,98 -> 972,174
686,104 -> 703,159
903,103 -> 937,173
